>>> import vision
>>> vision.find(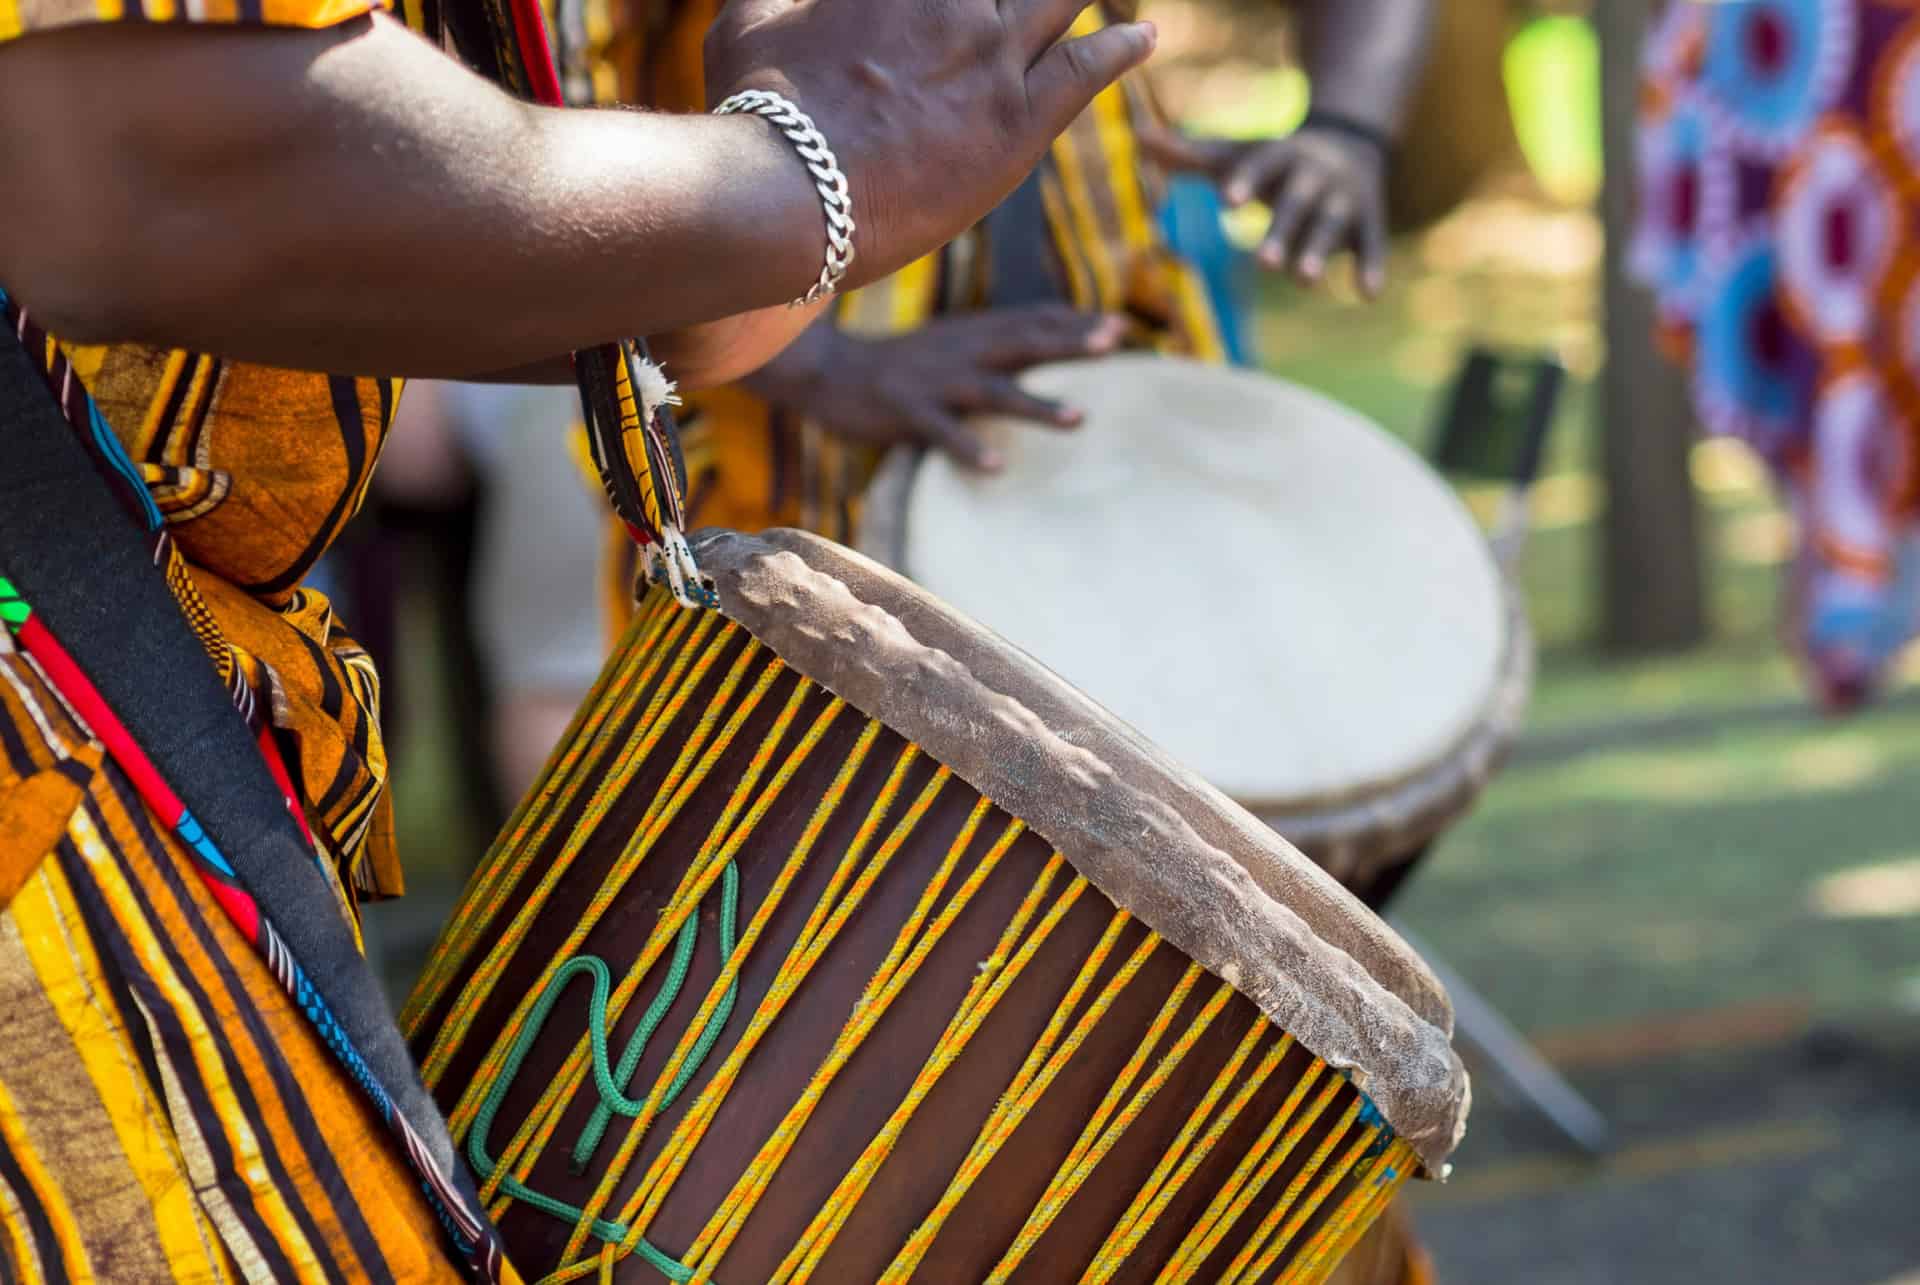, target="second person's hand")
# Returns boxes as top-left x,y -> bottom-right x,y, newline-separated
1141,122 -> 1389,297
